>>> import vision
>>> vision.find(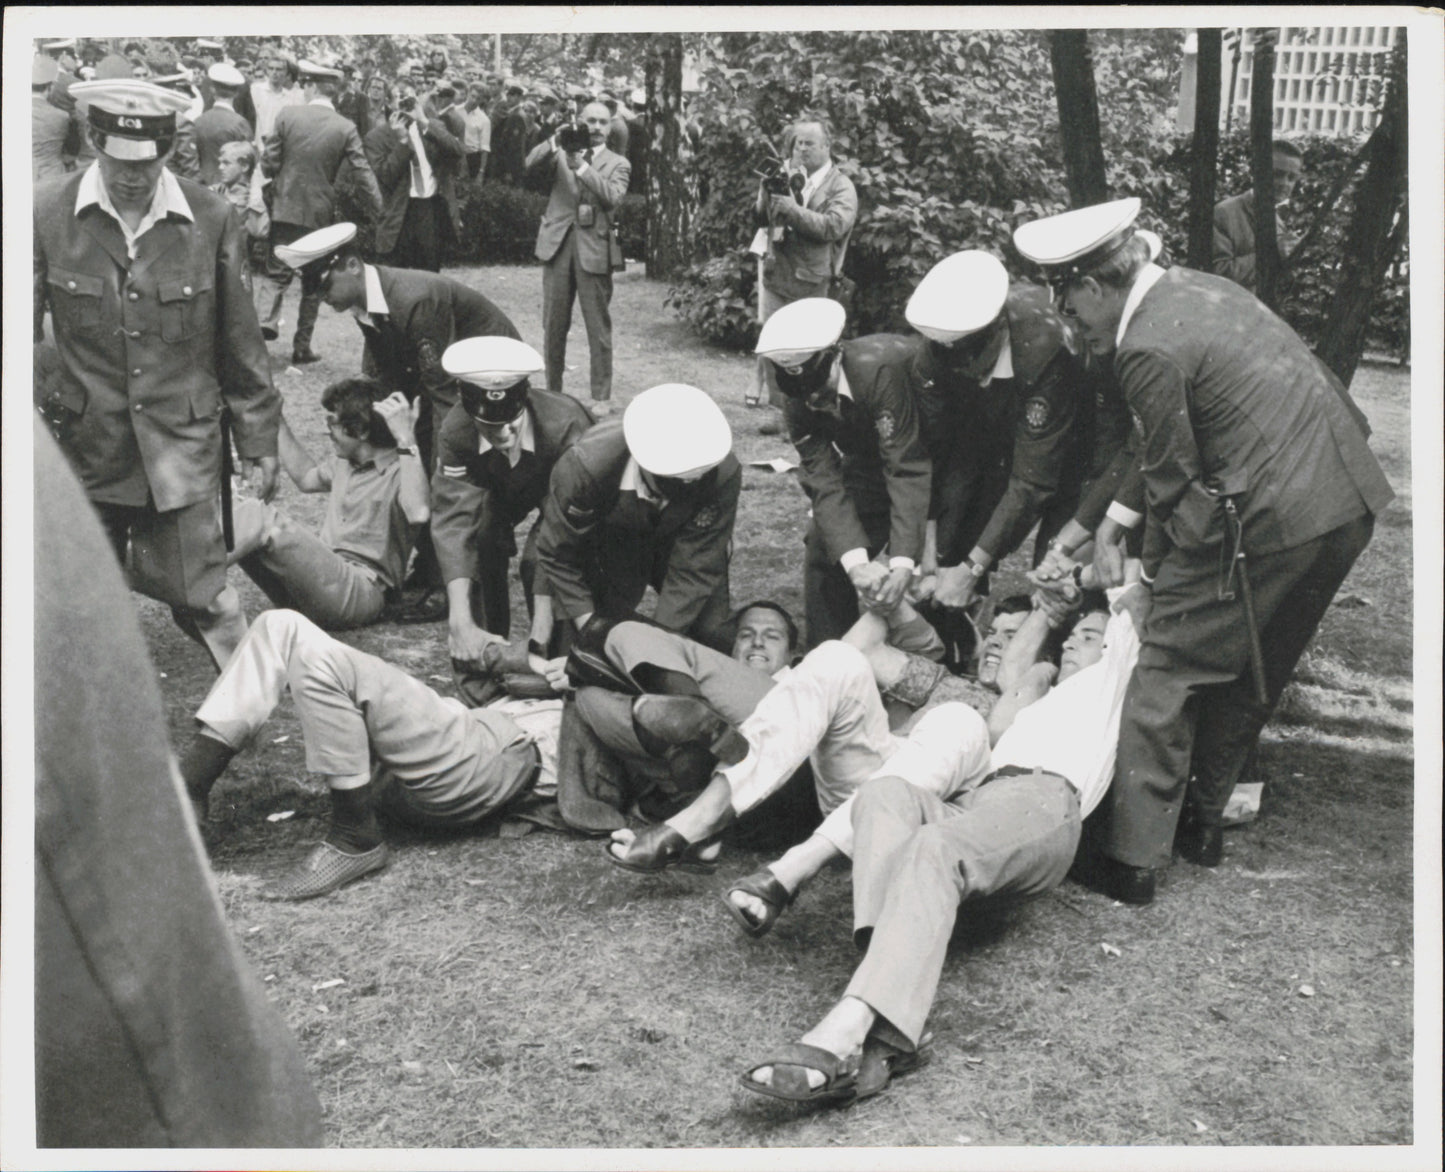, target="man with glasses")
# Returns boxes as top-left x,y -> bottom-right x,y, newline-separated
904,251 -> 1113,632
754,297 -> 933,648
430,336 -> 594,669
271,221 -> 520,620
1013,197 -> 1392,904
